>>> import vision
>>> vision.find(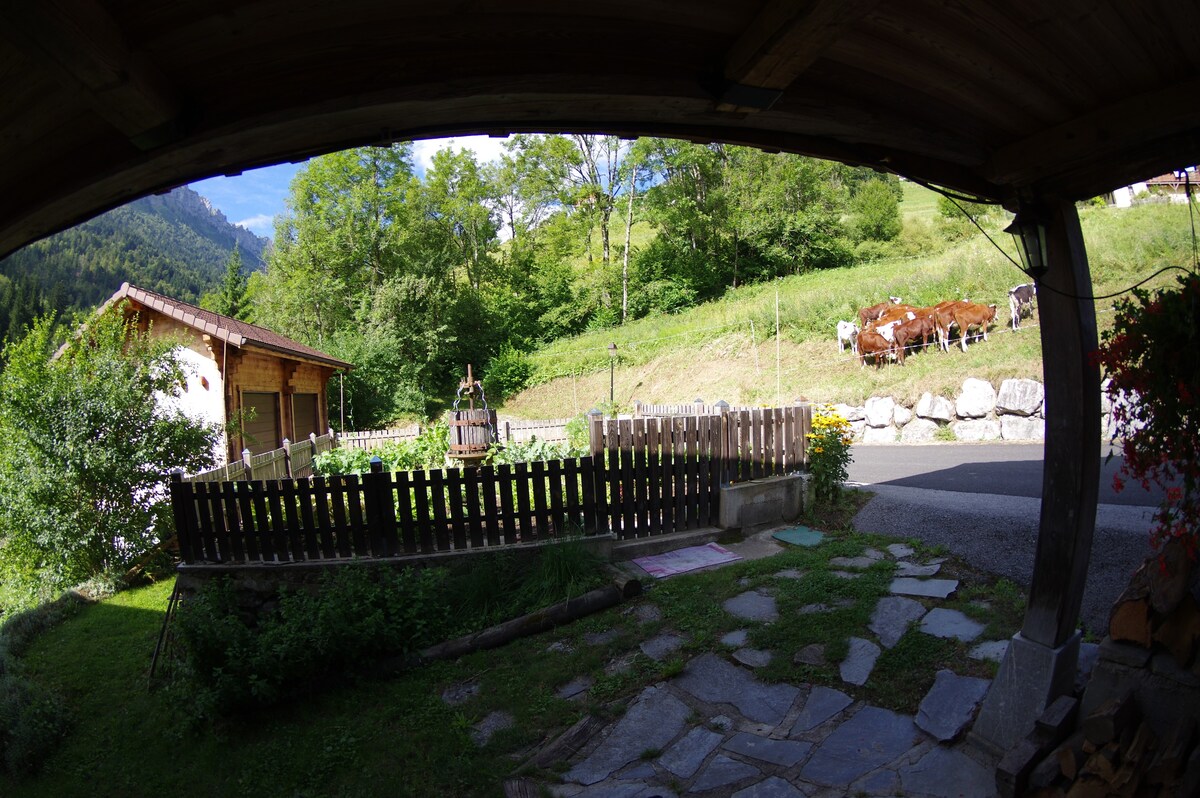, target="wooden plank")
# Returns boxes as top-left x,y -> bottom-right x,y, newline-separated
660,418 -> 676,533
235,480 -> 260,561
579,456 -> 597,532
513,461 -> 533,542
429,469 -> 450,552
672,416 -> 687,531
619,419 -> 636,538
530,459 -> 550,540
563,458 -> 582,532
344,474 -> 366,557
198,481 -> 226,563
465,465 -> 484,548
194,482 -> 221,563
395,470 -> 418,554
279,478 -> 304,561
377,471 -> 399,557
697,415 -> 712,527
264,480 -> 288,562
685,415 -> 700,529
480,465 -> 502,546
606,420 -> 621,537
169,479 -> 197,564
446,466 -> 468,550
763,408 -> 776,476
800,403 -> 812,466
633,419 -> 648,534
296,477 -> 321,560
244,480 -> 270,562
646,418 -> 662,535
547,458 -> 566,537
737,409 -> 751,483
497,463 -> 516,544
311,475 -> 336,558
413,469 -> 435,553
218,481 -> 244,562
783,406 -> 797,472
328,475 -> 350,558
